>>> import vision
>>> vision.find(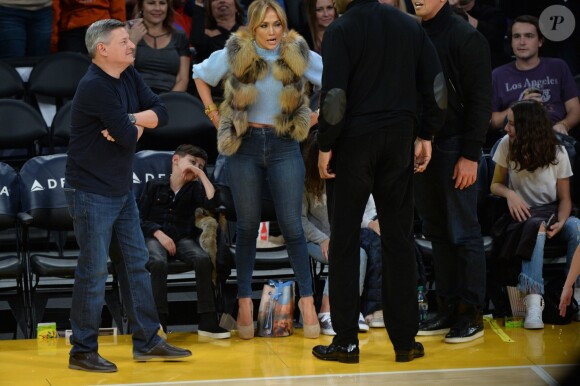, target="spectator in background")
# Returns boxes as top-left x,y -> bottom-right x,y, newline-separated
448,0 -> 508,69
0,0 -> 52,58
187,0 -> 243,100
128,0 -> 191,93
499,0 -> 580,76
172,0 -> 192,37
491,100 -> 580,329
303,0 -> 336,109
359,195 -> 385,329
189,0 -> 244,64
52,0 -> 126,54
304,0 -> 337,54
490,15 -> 580,134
